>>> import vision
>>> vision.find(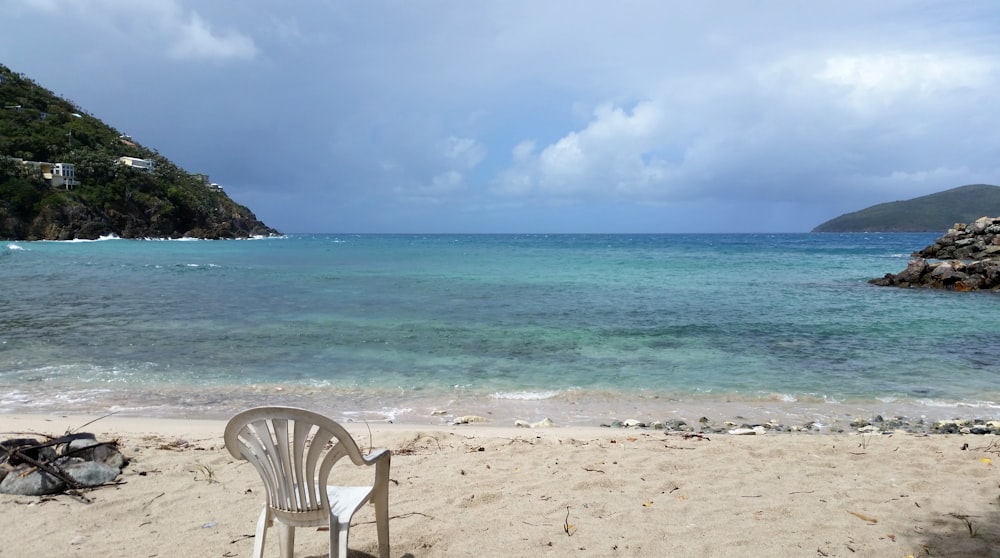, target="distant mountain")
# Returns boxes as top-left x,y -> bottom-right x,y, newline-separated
812,184 -> 1000,233
0,64 -> 278,240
